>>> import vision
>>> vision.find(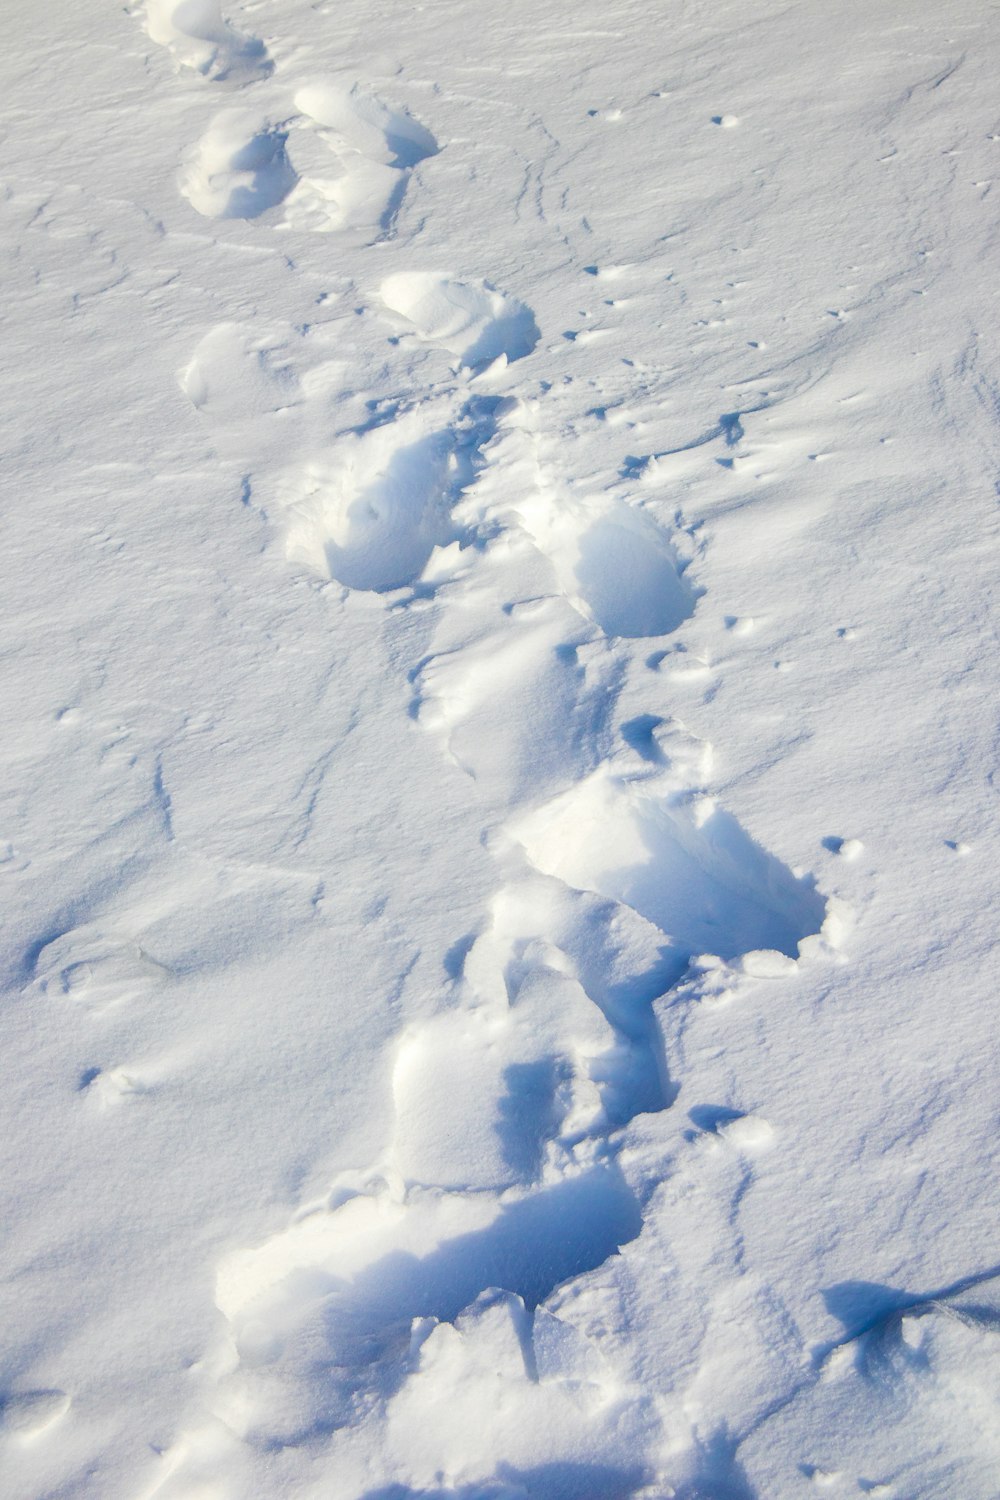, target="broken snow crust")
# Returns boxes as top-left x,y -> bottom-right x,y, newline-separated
1,0 -> 999,1496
